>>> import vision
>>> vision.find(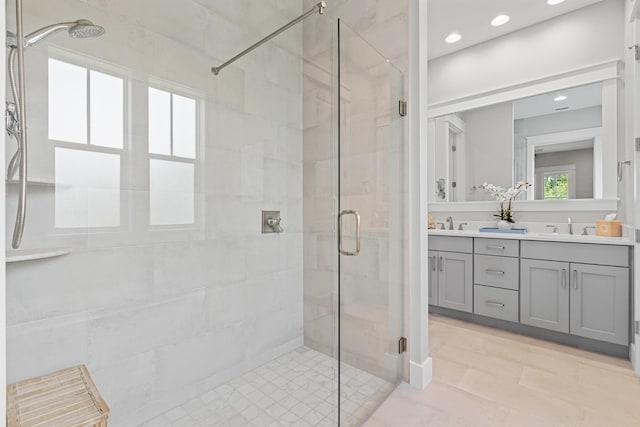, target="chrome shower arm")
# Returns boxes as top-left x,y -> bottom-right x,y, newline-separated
23,23 -> 73,47
211,1 -> 326,76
